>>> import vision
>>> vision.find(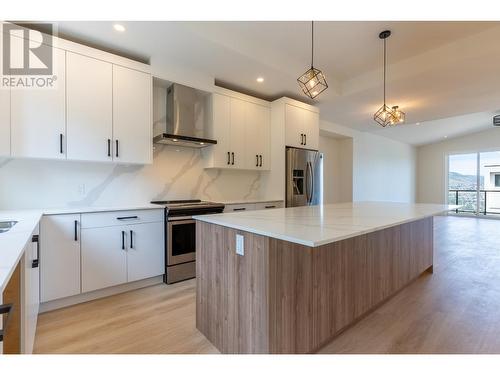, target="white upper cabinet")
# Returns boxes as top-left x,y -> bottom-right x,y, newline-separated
285,103 -> 305,149
302,108 -> 319,150
229,97 -> 246,168
245,102 -> 271,170
11,47 -> 66,159
284,102 -> 319,150
204,92 -> 271,170
112,66 -> 152,164
0,86 -> 9,157
66,52 -> 113,162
